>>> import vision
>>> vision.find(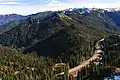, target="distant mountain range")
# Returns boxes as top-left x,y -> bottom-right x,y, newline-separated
0,14 -> 26,26
0,8 -> 120,56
